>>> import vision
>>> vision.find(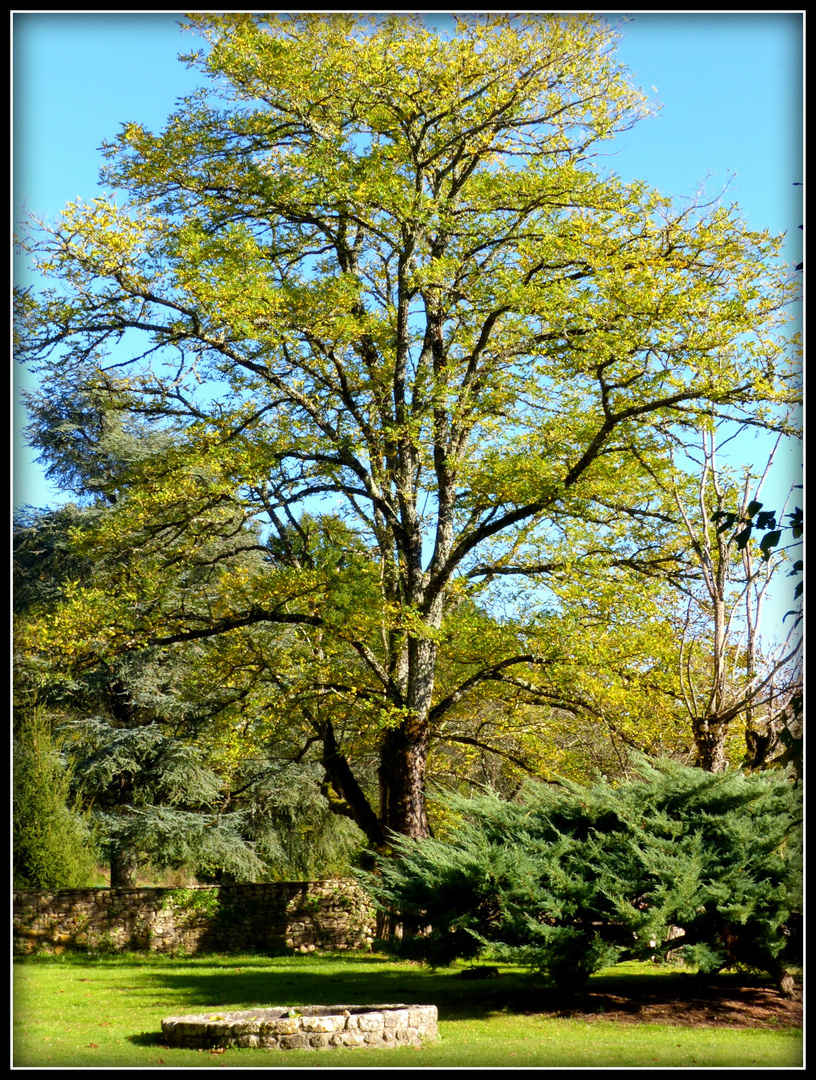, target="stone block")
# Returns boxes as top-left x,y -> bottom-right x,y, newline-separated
270,1017 -> 300,1035
300,1015 -> 346,1033
356,1012 -> 384,1031
278,1033 -> 309,1050
231,1020 -> 261,1034
339,1032 -> 366,1047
